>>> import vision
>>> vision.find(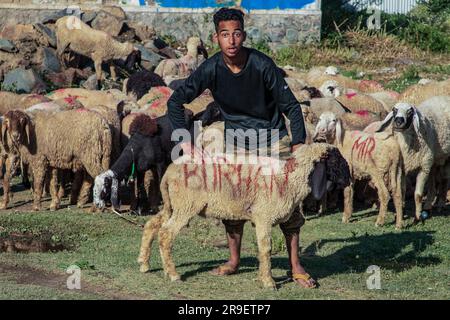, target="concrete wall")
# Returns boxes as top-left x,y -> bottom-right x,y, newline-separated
0,0 -> 322,48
